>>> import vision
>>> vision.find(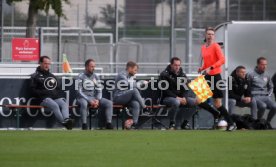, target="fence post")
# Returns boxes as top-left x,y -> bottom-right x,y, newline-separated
0,0 -> 3,62
186,0 -> 193,73
170,0 -> 175,60
114,0 -> 119,73
57,16 -> 62,72
38,27 -> 43,57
